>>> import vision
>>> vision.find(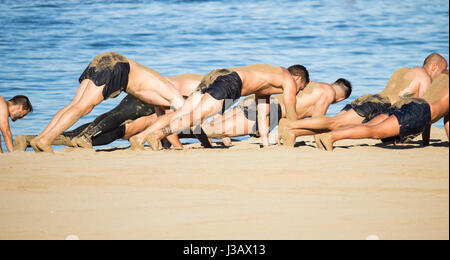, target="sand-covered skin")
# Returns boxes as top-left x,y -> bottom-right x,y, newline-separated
0,127 -> 448,240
